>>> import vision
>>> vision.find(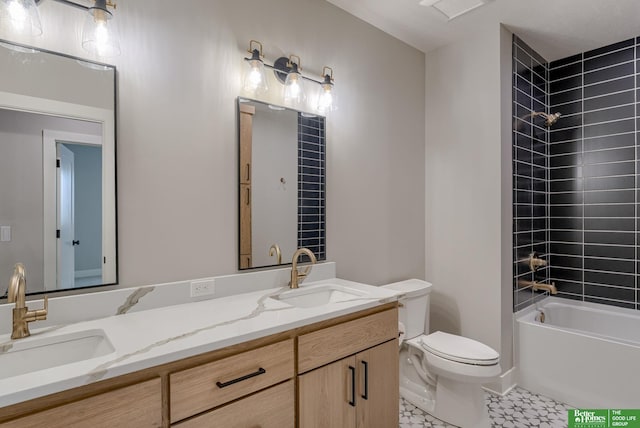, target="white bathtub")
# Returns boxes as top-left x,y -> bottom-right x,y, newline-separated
516,297 -> 640,408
